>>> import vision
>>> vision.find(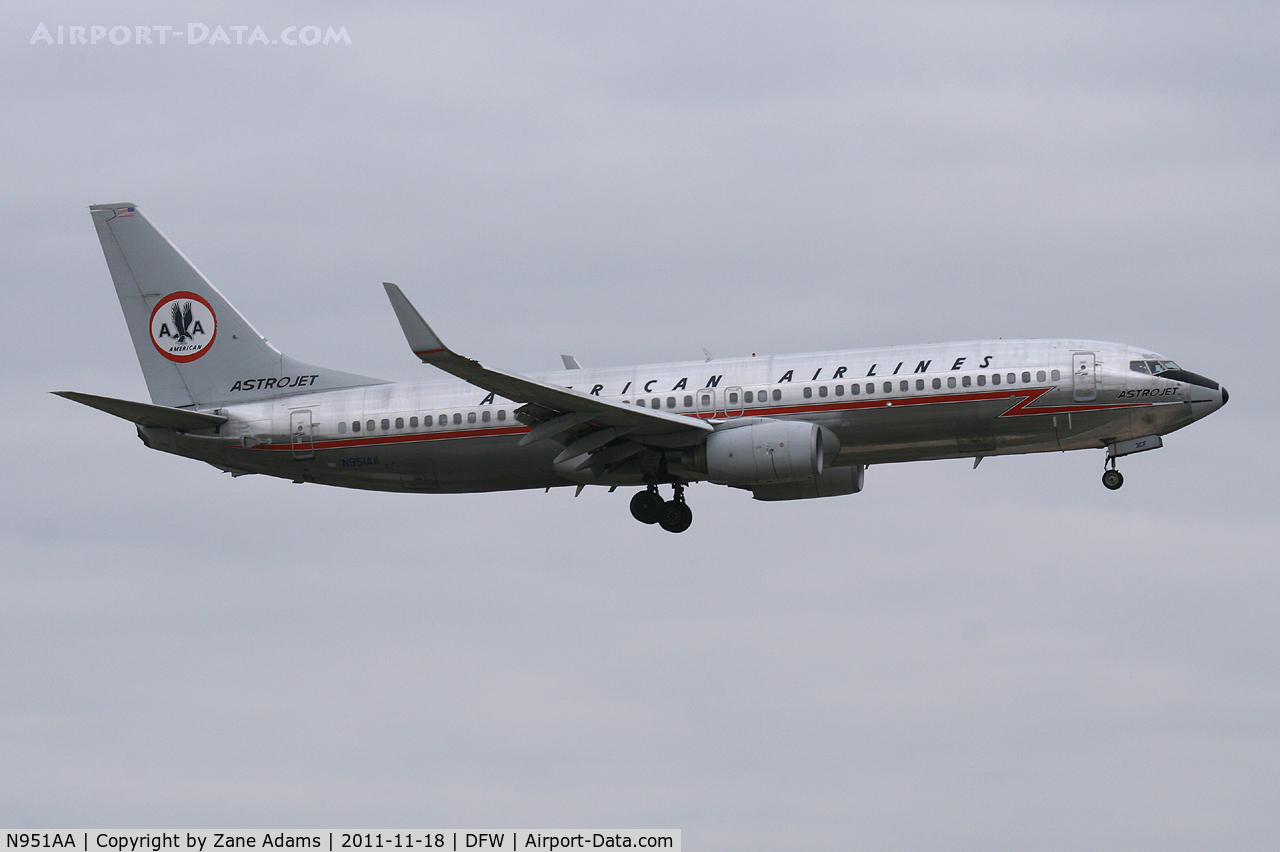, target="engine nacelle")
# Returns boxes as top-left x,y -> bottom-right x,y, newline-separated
750,464 -> 865,501
687,420 -> 824,485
